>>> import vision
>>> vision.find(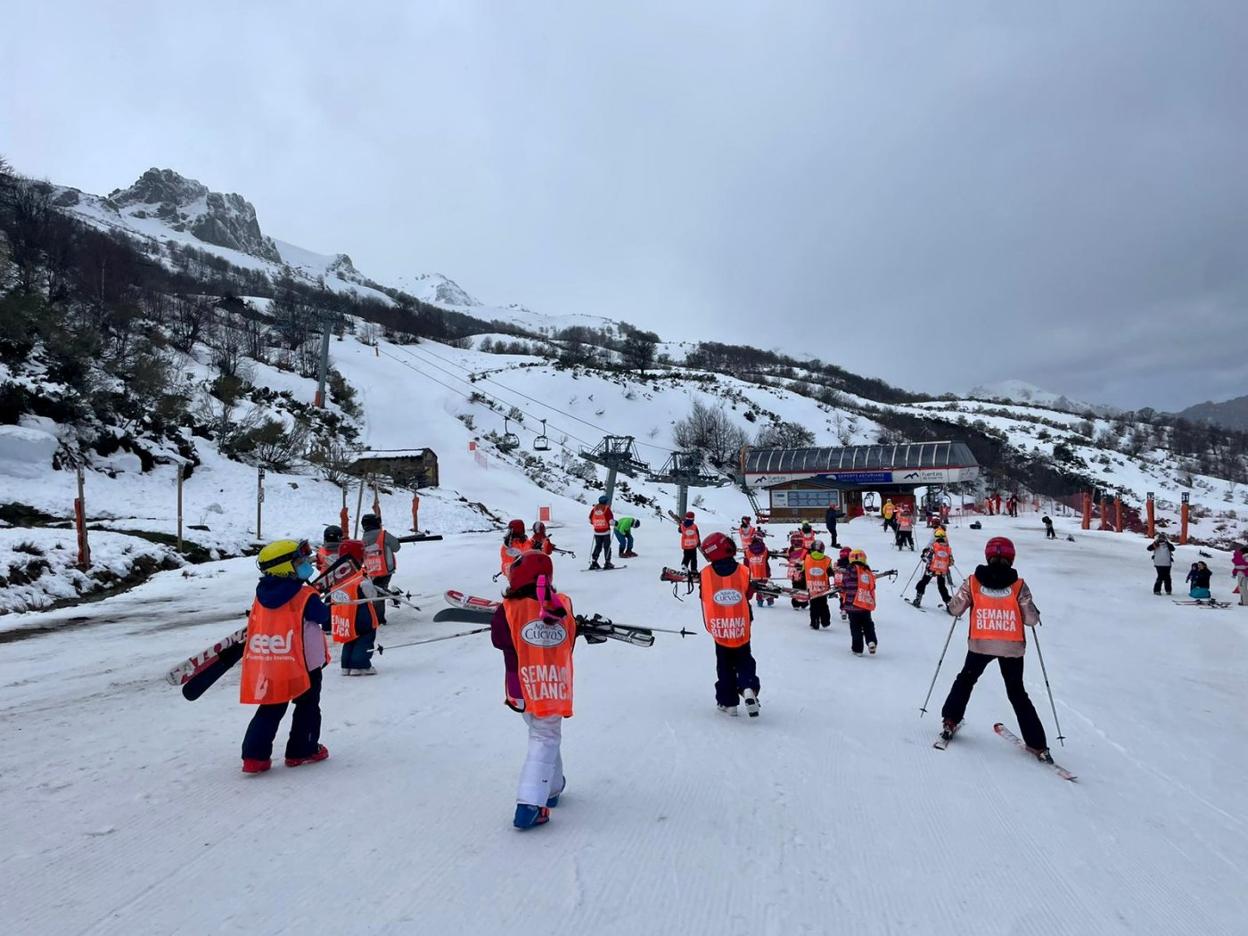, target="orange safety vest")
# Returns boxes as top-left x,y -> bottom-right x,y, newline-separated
505,593 -> 576,718
738,525 -> 757,543
240,586 -> 317,705
804,555 -> 833,598
327,570 -> 379,643
699,564 -> 752,648
681,524 -> 700,550
928,542 -> 952,574
530,535 -> 554,556
800,531 -> 816,550
851,566 -> 876,611
590,505 -> 612,533
788,547 -> 806,582
745,551 -> 770,580
316,545 -> 335,572
500,538 -> 530,574
967,578 -> 1026,642
363,528 -> 393,577
898,513 -> 913,532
